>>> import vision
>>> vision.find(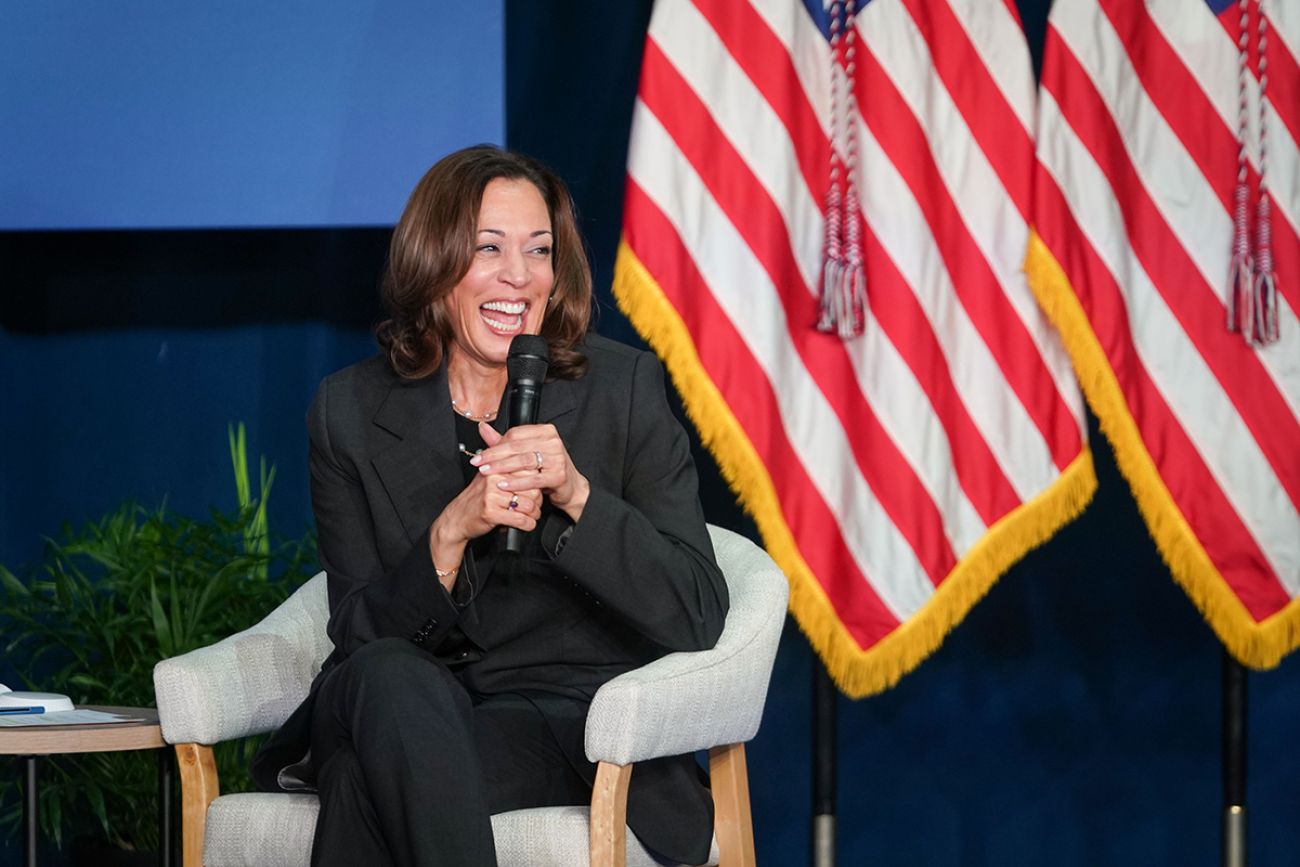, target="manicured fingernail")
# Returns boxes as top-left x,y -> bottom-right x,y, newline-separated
497,481 -> 509,489
469,455 -> 481,466
478,464 -> 491,473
